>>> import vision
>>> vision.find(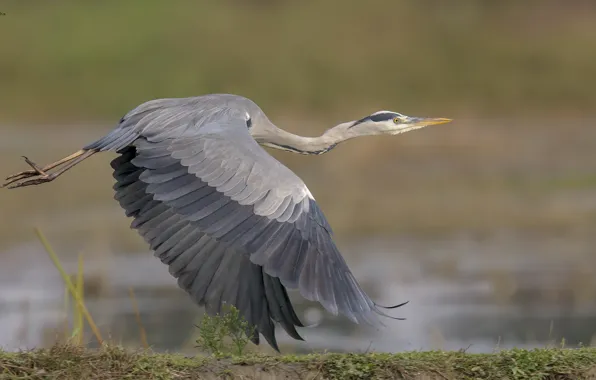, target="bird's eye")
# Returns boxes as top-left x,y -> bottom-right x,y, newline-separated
392,117 -> 401,124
